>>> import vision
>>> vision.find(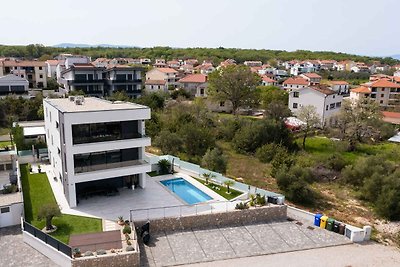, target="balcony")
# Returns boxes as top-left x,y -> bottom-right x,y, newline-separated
74,159 -> 148,174
73,132 -> 144,145
68,79 -> 104,85
109,79 -> 142,84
